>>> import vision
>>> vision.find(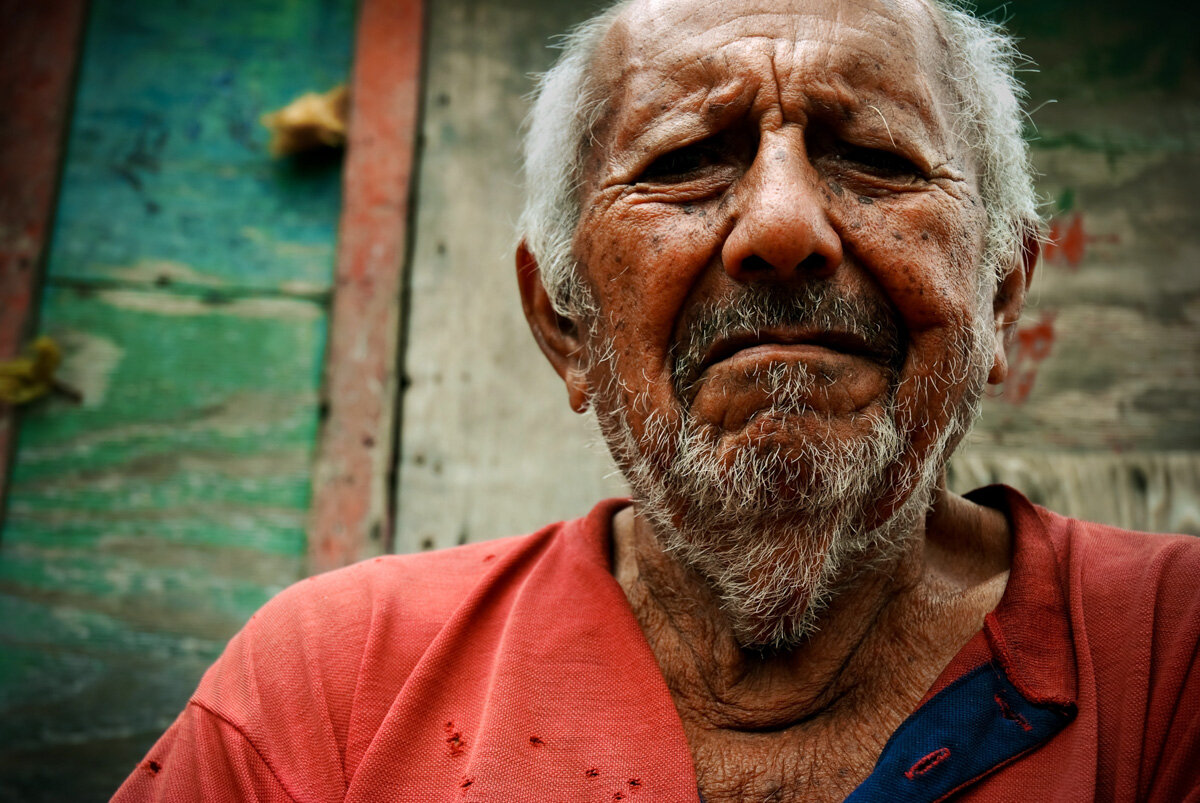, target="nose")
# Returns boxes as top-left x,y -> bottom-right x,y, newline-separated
720,136 -> 843,282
